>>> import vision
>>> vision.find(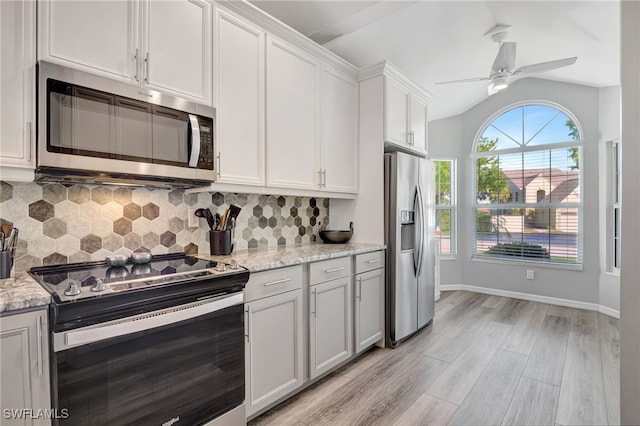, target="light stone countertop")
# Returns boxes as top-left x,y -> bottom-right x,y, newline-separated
0,272 -> 51,314
207,242 -> 386,272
